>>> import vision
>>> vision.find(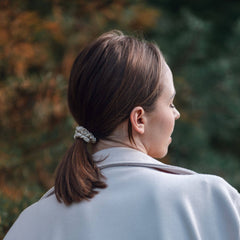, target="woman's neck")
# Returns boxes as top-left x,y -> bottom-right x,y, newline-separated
91,121 -> 148,155
92,137 -> 147,155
